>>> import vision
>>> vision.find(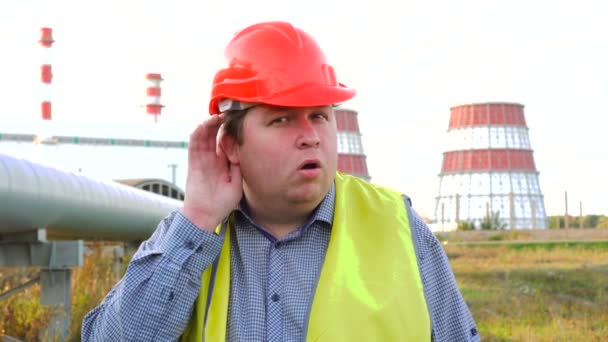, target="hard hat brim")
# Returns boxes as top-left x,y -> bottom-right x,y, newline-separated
210,84 -> 356,114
